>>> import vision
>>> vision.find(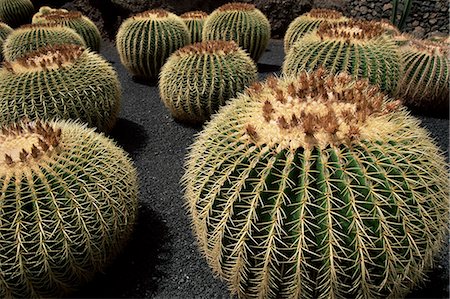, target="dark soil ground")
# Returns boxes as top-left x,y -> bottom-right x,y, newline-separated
71,39 -> 449,299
